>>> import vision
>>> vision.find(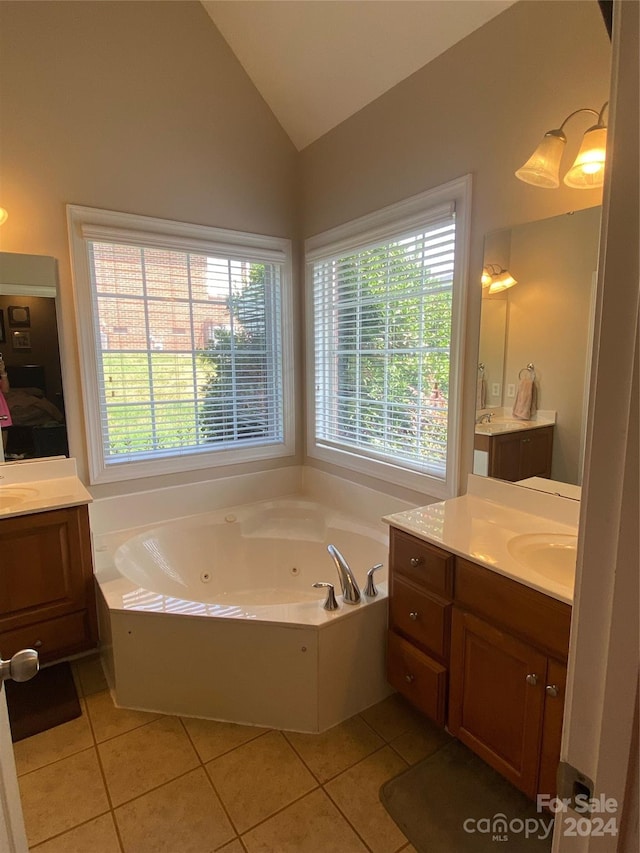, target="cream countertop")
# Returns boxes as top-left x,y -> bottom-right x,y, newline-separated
0,457 -> 92,519
383,475 -> 579,605
474,408 -> 556,436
